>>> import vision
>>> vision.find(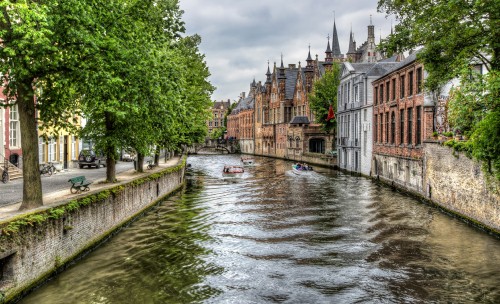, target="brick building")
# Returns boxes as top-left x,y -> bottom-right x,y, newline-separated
372,52 -> 434,192
227,84 -> 255,154
207,99 -> 230,135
